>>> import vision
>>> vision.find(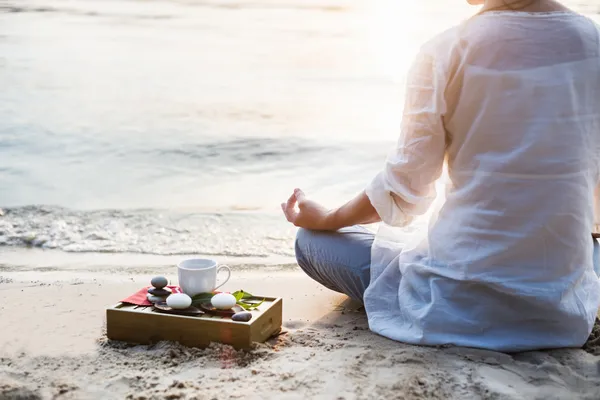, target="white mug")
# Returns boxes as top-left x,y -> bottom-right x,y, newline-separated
177,258 -> 231,297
